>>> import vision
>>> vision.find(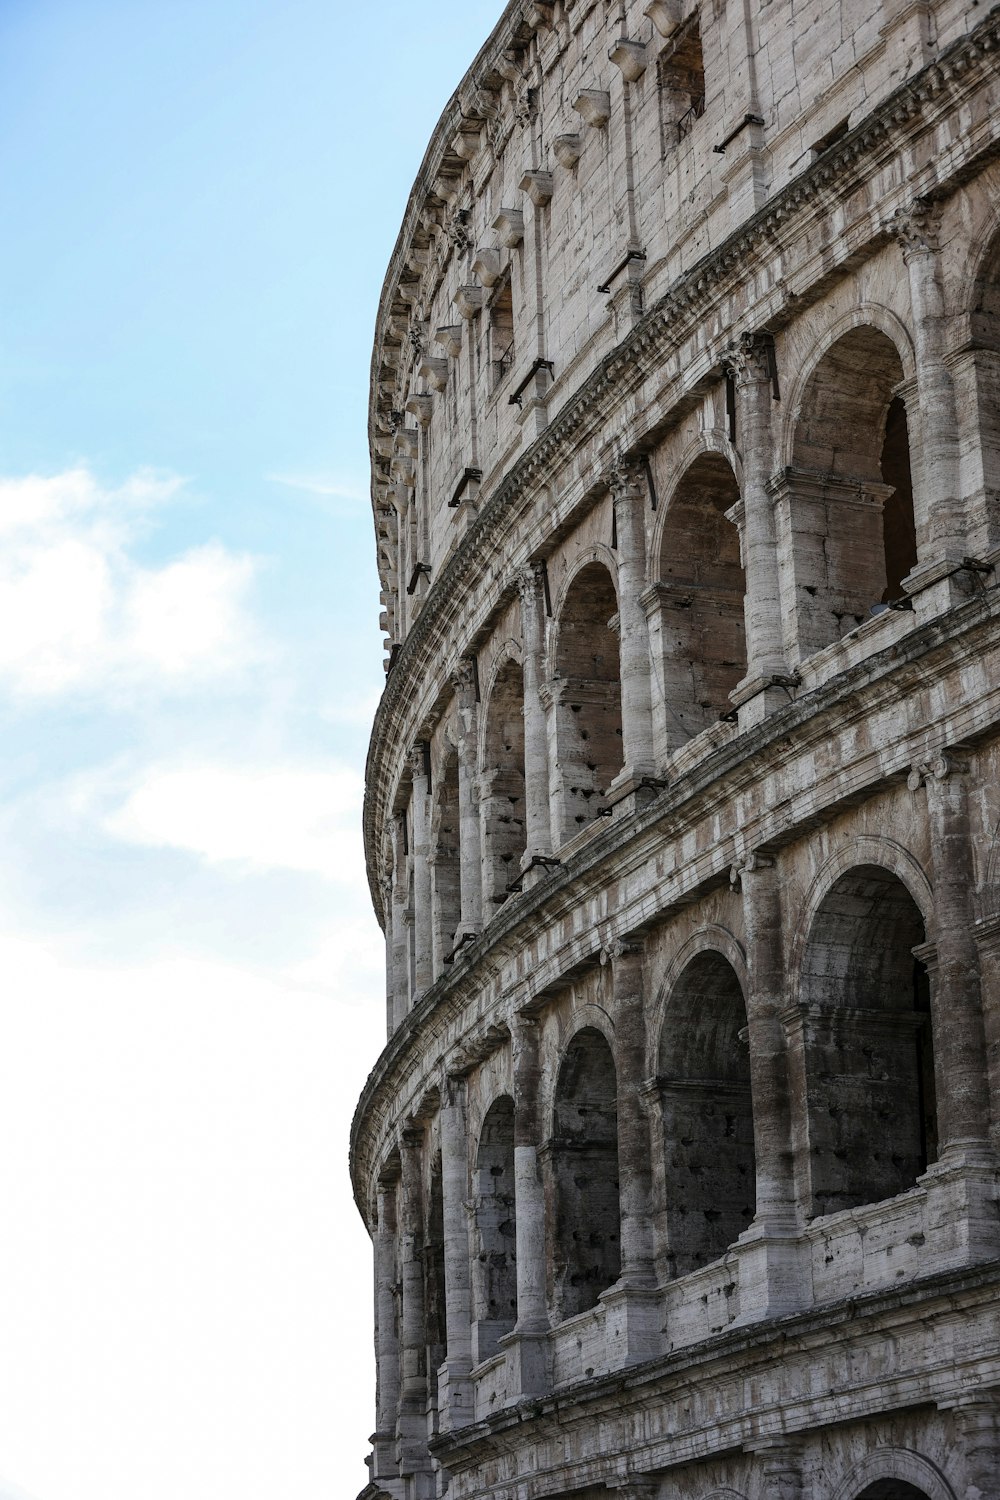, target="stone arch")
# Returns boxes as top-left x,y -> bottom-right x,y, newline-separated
649,428 -> 744,579
479,651 -> 527,912
778,312 -> 918,659
653,450 -> 746,746
790,836 -> 935,977
430,743 -> 461,971
649,925 -> 749,1076
470,1093 -> 517,1363
551,557 -> 624,839
793,859 -> 937,1218
548,1024 -> 621,1322
830,1449 -> 957,1500
657,948 -> 755,1276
